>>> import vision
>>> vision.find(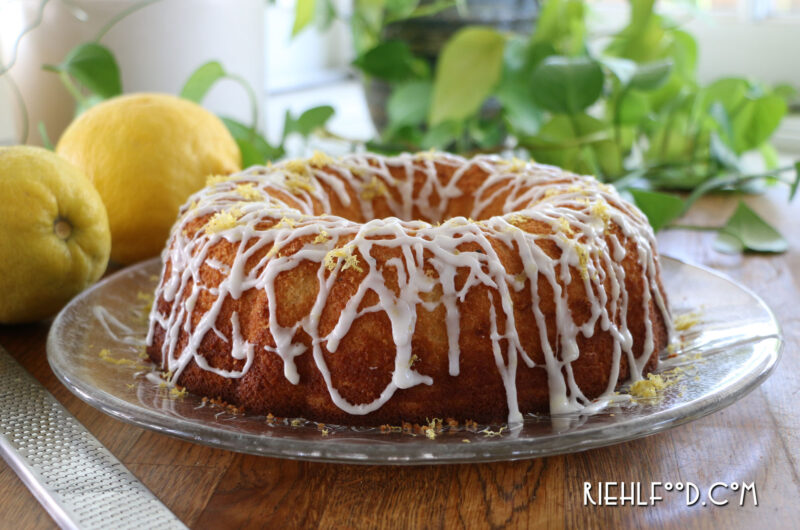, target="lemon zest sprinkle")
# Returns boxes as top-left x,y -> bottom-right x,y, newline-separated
235,183 -> 262,201
205,208 -> 242,235
324,245 -> 363,273
309,150 -> 334,167
557,217 -> 573,235
314,230 -> 330,244
360,176 -> 388,200
206,174 -> 231,187
285,171 -> 316,195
